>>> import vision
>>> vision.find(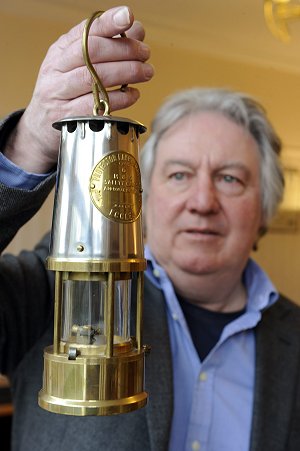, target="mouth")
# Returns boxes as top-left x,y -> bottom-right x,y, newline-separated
185,227 -> 220,235
181,228 -> 222,239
